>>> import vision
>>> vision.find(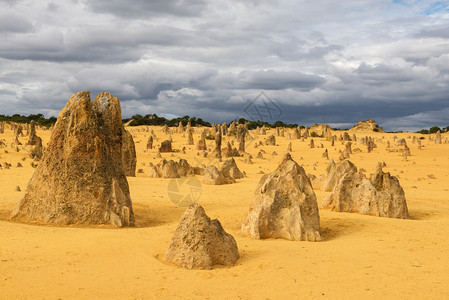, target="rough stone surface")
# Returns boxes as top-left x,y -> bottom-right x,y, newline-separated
265,134 -> 276,146
26,121 -> 41,146
220,158 -> 244,180
148,159 -> 203,178
351,120 -> 385,133
241,153 -> 321,241
203,165 -> 235,185
165,203 -> 239,269
186,128 -> 194,145
122,129 -> 137,177
159,140 -> 173,152
322,162 -> 410,219
197,132 -> 207,151
10,91 -> 134,227
146,135 -> 153,149
315,160 -> 358,191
